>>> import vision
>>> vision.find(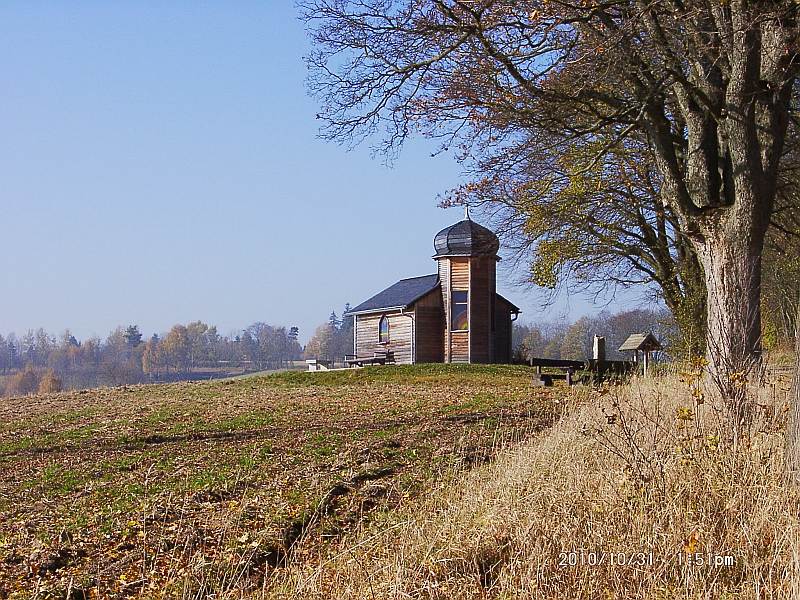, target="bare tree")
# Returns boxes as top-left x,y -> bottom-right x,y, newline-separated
302,0 -> 800,421
445,131 -> 708,356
